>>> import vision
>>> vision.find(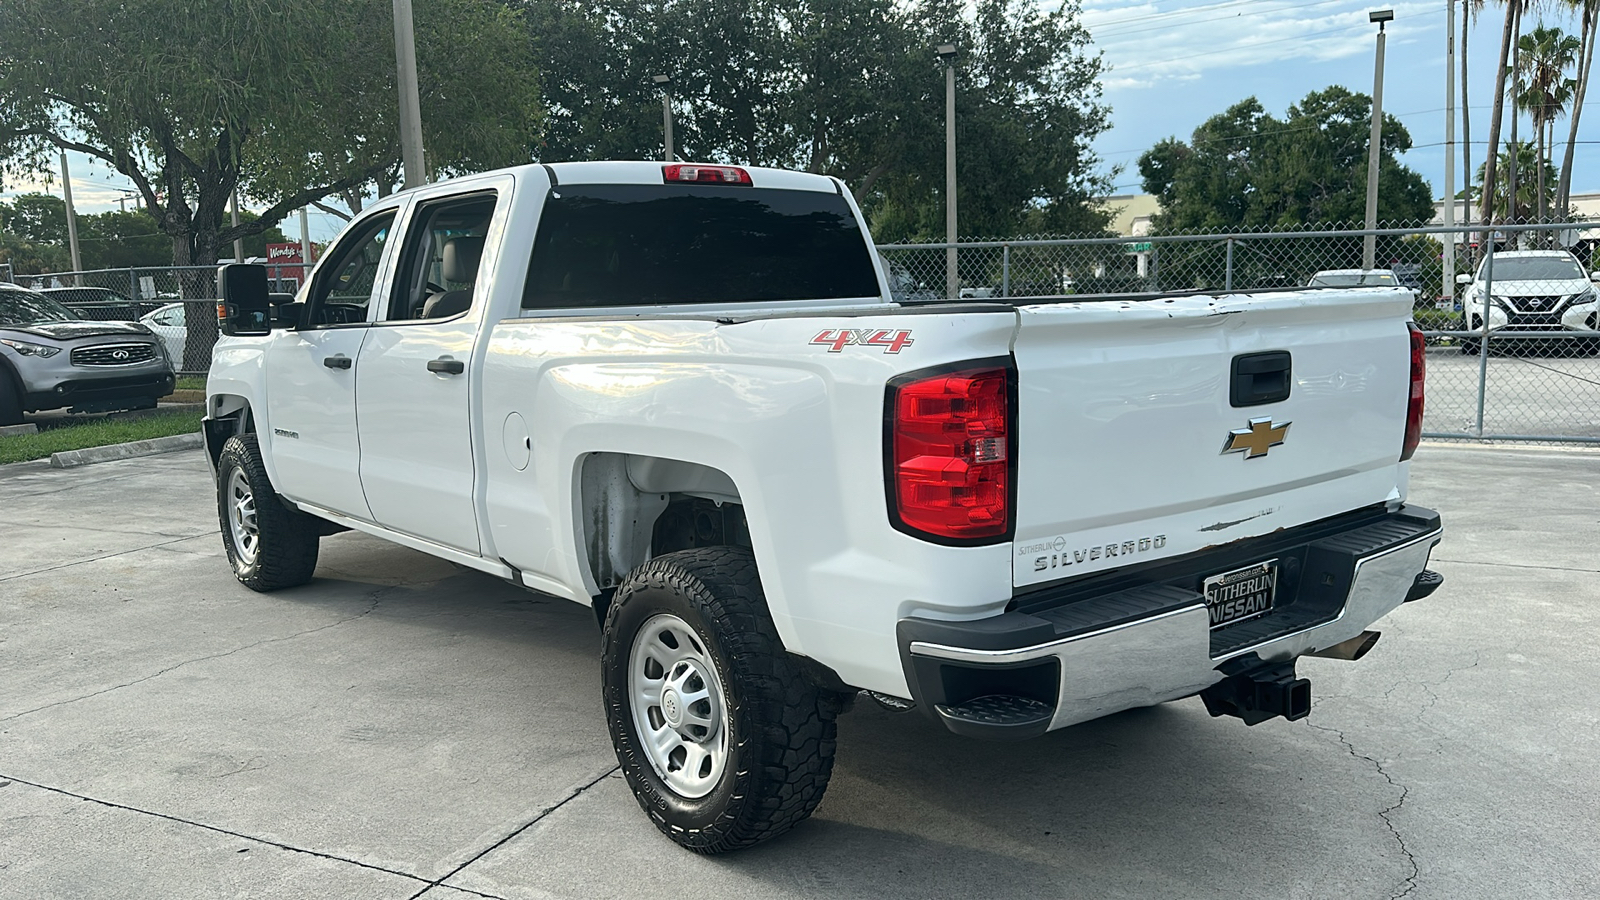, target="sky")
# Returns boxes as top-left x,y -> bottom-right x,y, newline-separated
4,0 -> 1594,243
1084,0 -> 1597,199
